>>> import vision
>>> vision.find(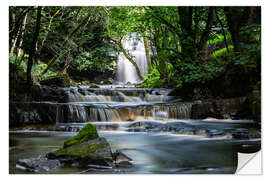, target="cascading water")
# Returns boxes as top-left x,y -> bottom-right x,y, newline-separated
116,33 -> 148,84
52,87 -> 192,124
